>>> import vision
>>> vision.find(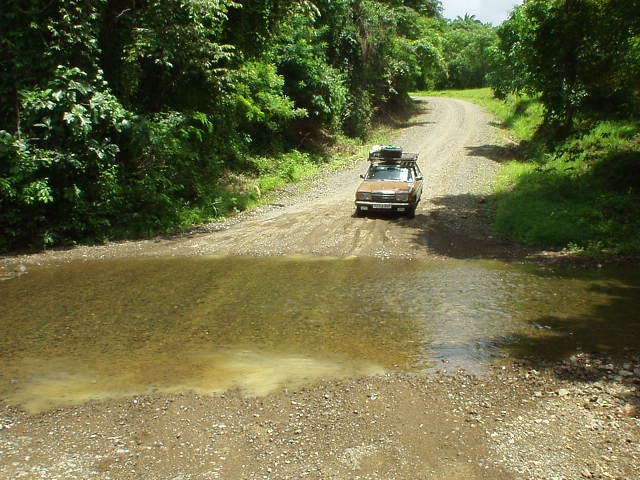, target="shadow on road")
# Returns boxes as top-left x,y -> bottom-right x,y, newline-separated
464,144 -> 517,163
407,191 -> 534,261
